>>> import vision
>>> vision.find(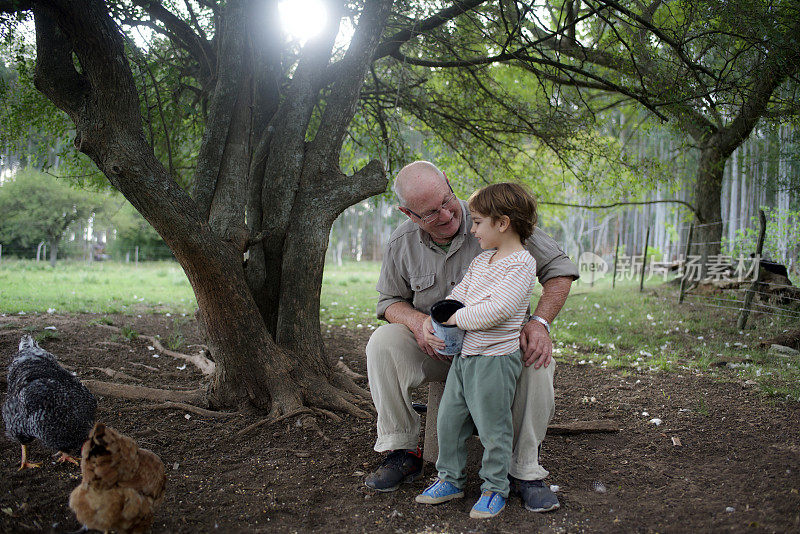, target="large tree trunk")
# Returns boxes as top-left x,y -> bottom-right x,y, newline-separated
693,145 -> 725,272
29,0 -> 392,416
